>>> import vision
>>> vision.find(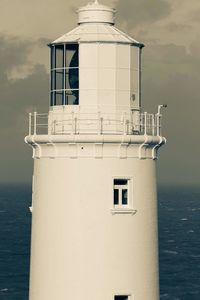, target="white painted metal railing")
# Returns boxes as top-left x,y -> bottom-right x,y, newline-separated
28,111 -> 163,136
